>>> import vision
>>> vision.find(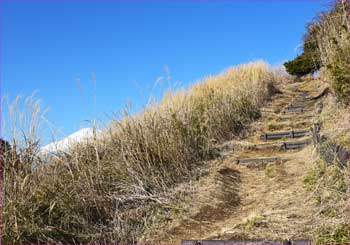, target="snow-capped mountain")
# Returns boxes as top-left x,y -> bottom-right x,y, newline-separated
41,128 -> 97,154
